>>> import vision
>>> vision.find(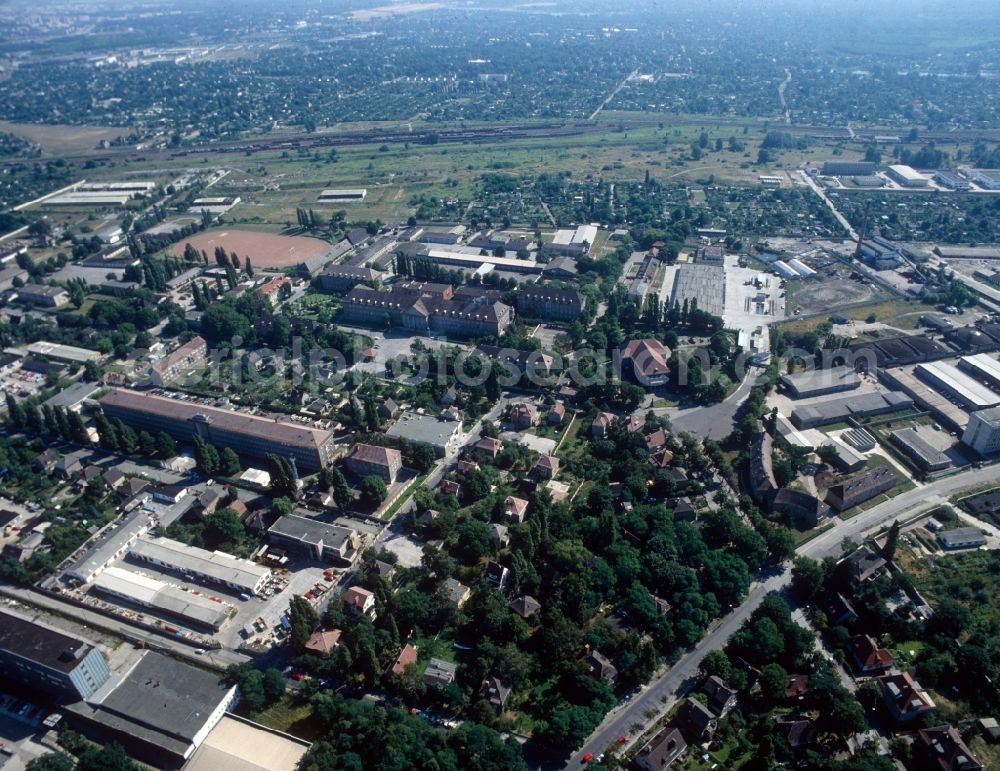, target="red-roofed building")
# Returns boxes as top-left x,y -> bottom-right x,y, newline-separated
878,670 -> 936,724
344,586 -> 376,617
848,634 -> 895,675
389,643 -> 418,676
619,338 -> 671,386
303,628 -> 342,655
345,443 -> 402,484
